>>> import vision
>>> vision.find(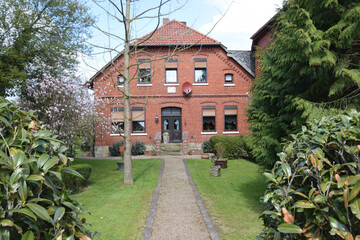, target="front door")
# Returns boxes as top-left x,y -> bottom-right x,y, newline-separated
161,107 -> 182,143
